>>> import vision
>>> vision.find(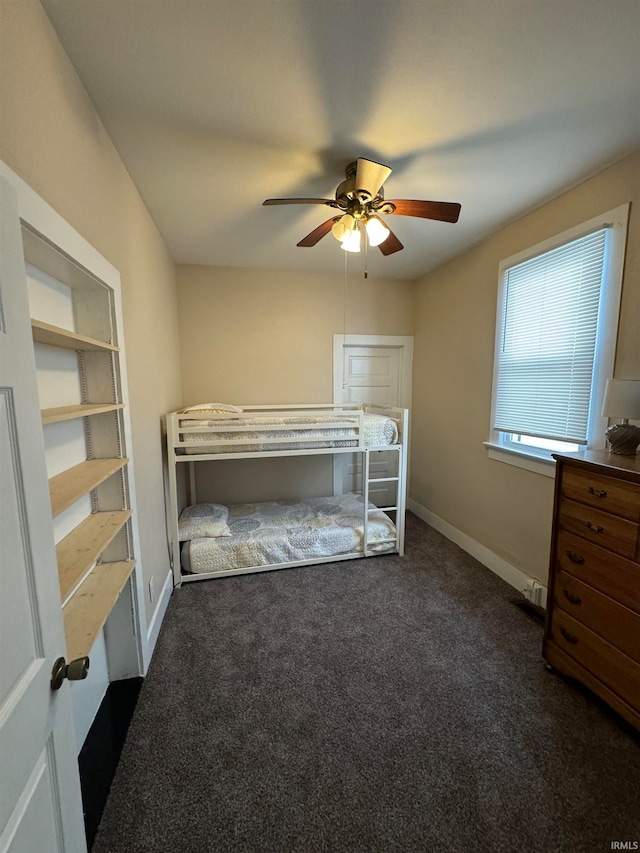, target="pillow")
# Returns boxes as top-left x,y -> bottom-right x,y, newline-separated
179,403 -> 244,414
178,503 -> 231,540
